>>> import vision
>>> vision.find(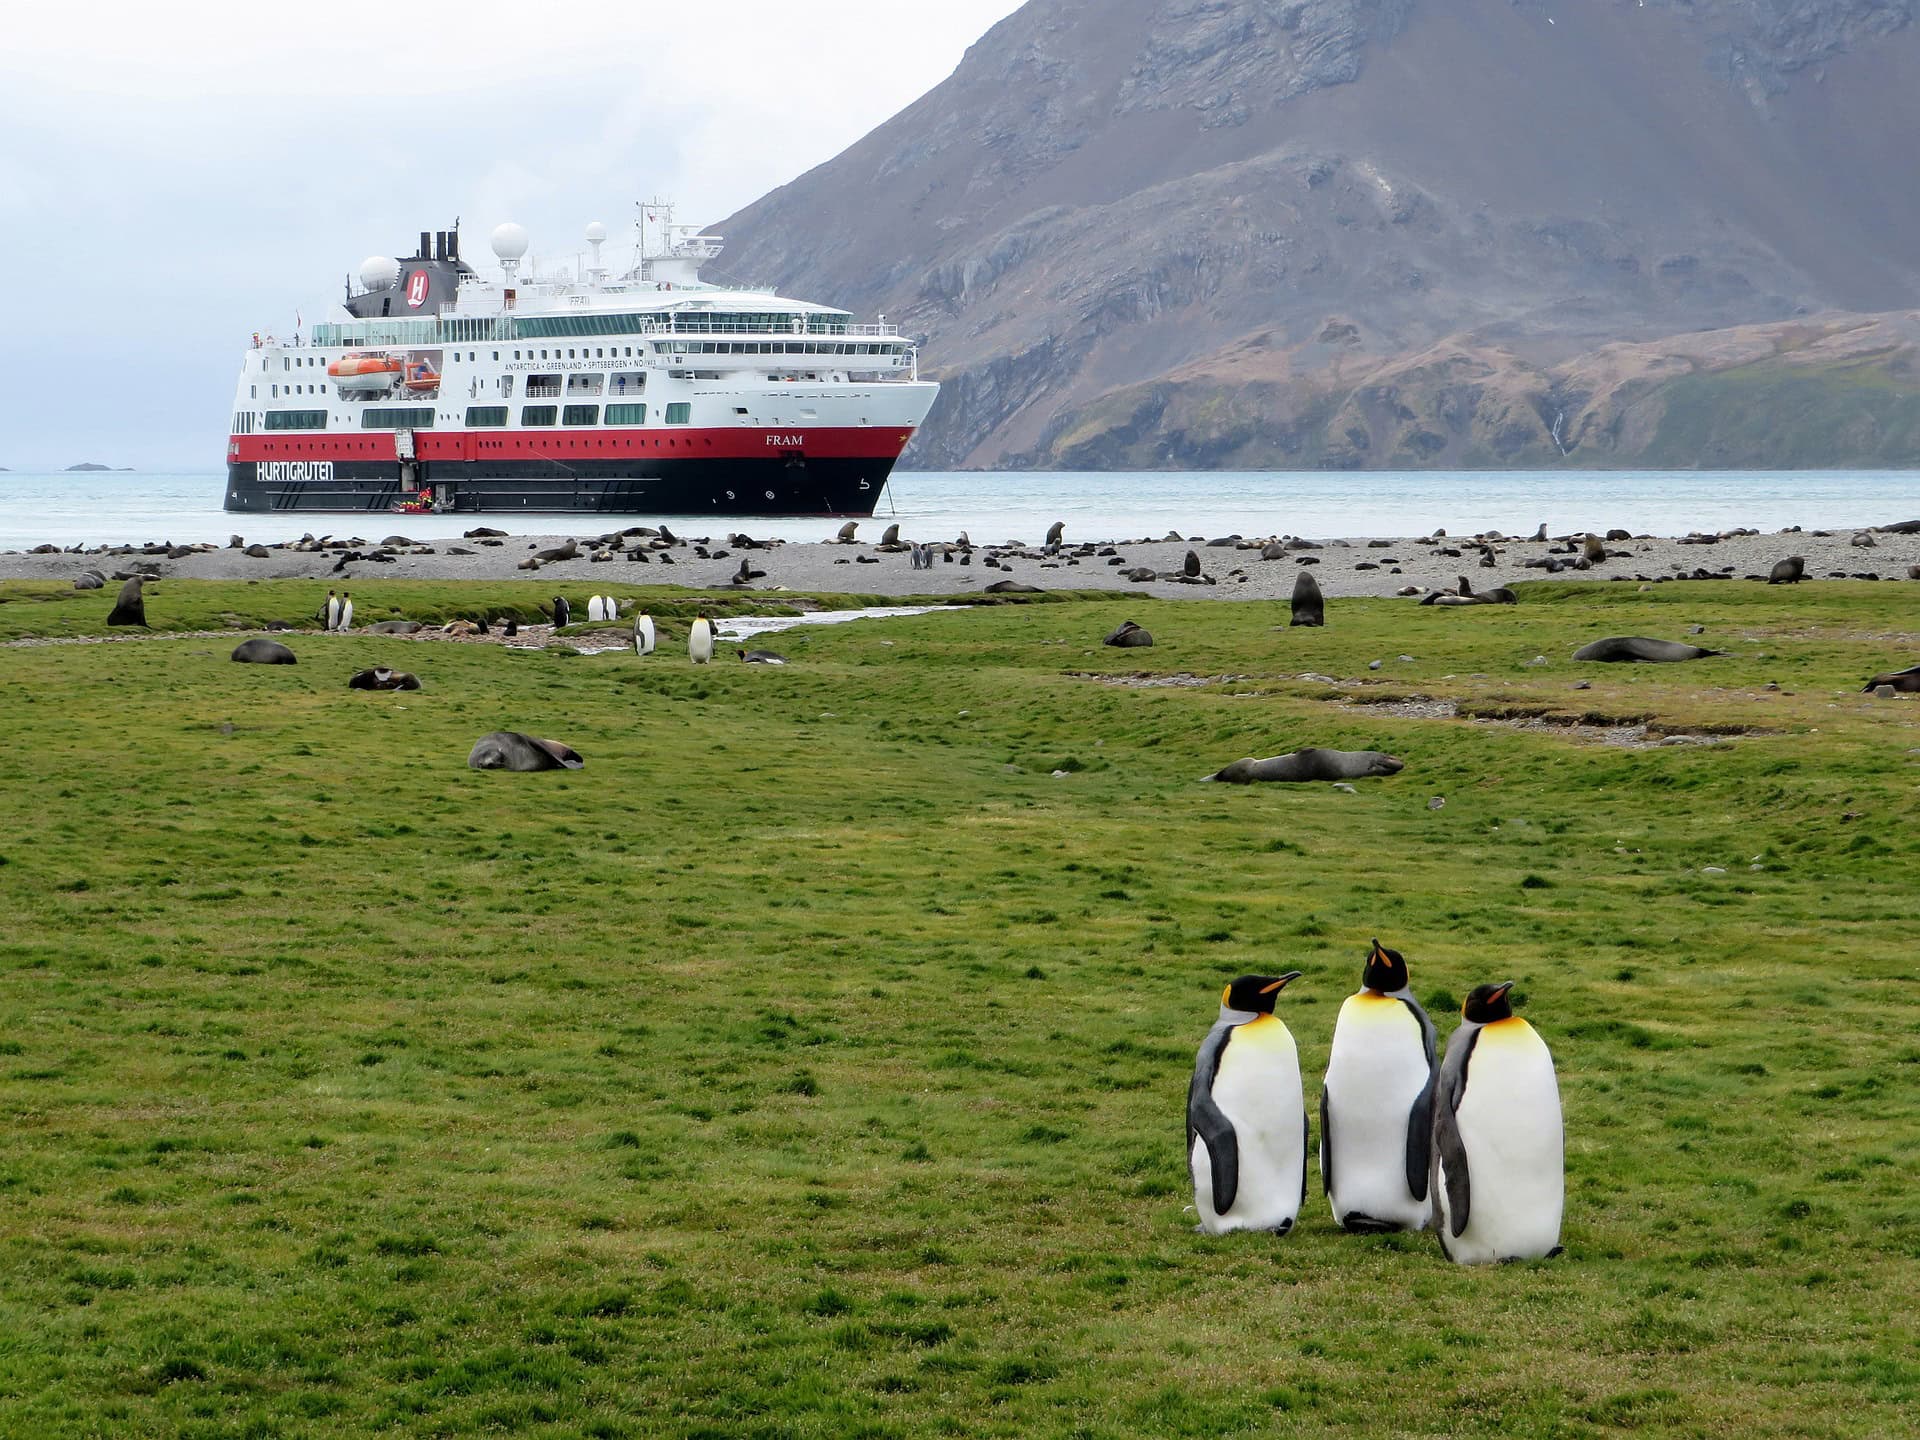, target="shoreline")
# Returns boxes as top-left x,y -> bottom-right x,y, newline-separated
4,521 -> 1918,602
